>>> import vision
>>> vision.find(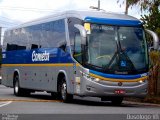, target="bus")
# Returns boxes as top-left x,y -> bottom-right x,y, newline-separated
1,10 -> 159,104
